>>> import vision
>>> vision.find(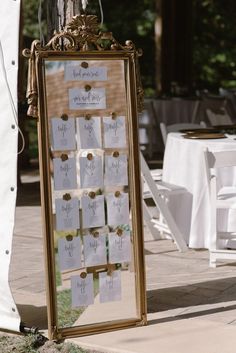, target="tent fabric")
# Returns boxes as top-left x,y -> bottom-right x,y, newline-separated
0,0 -> 21,332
